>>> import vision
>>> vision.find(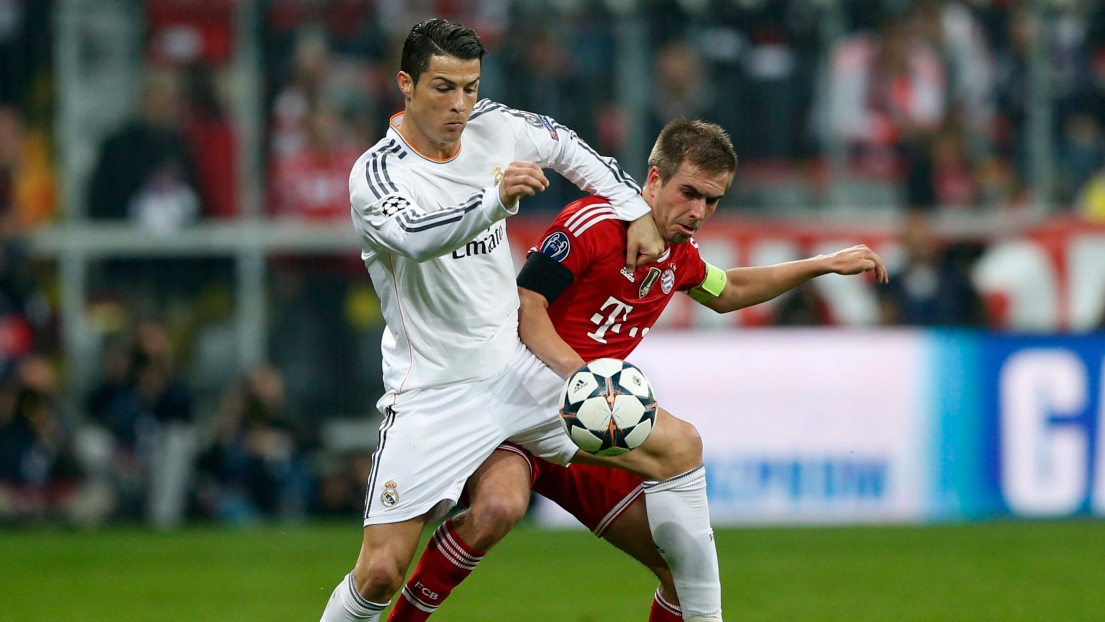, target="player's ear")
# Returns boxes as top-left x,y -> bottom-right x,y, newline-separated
644,166 -> 664,199
397,71 -> 414,99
